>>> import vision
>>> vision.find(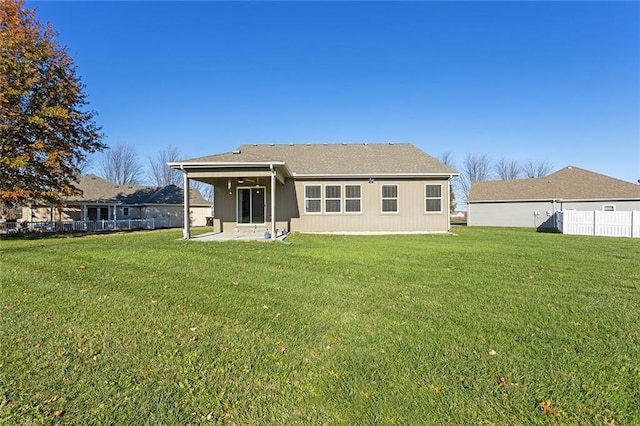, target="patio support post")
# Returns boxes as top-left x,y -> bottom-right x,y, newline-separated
270,164 -> 276,240
446,179 -> 451,232
183,172 -> 191,239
